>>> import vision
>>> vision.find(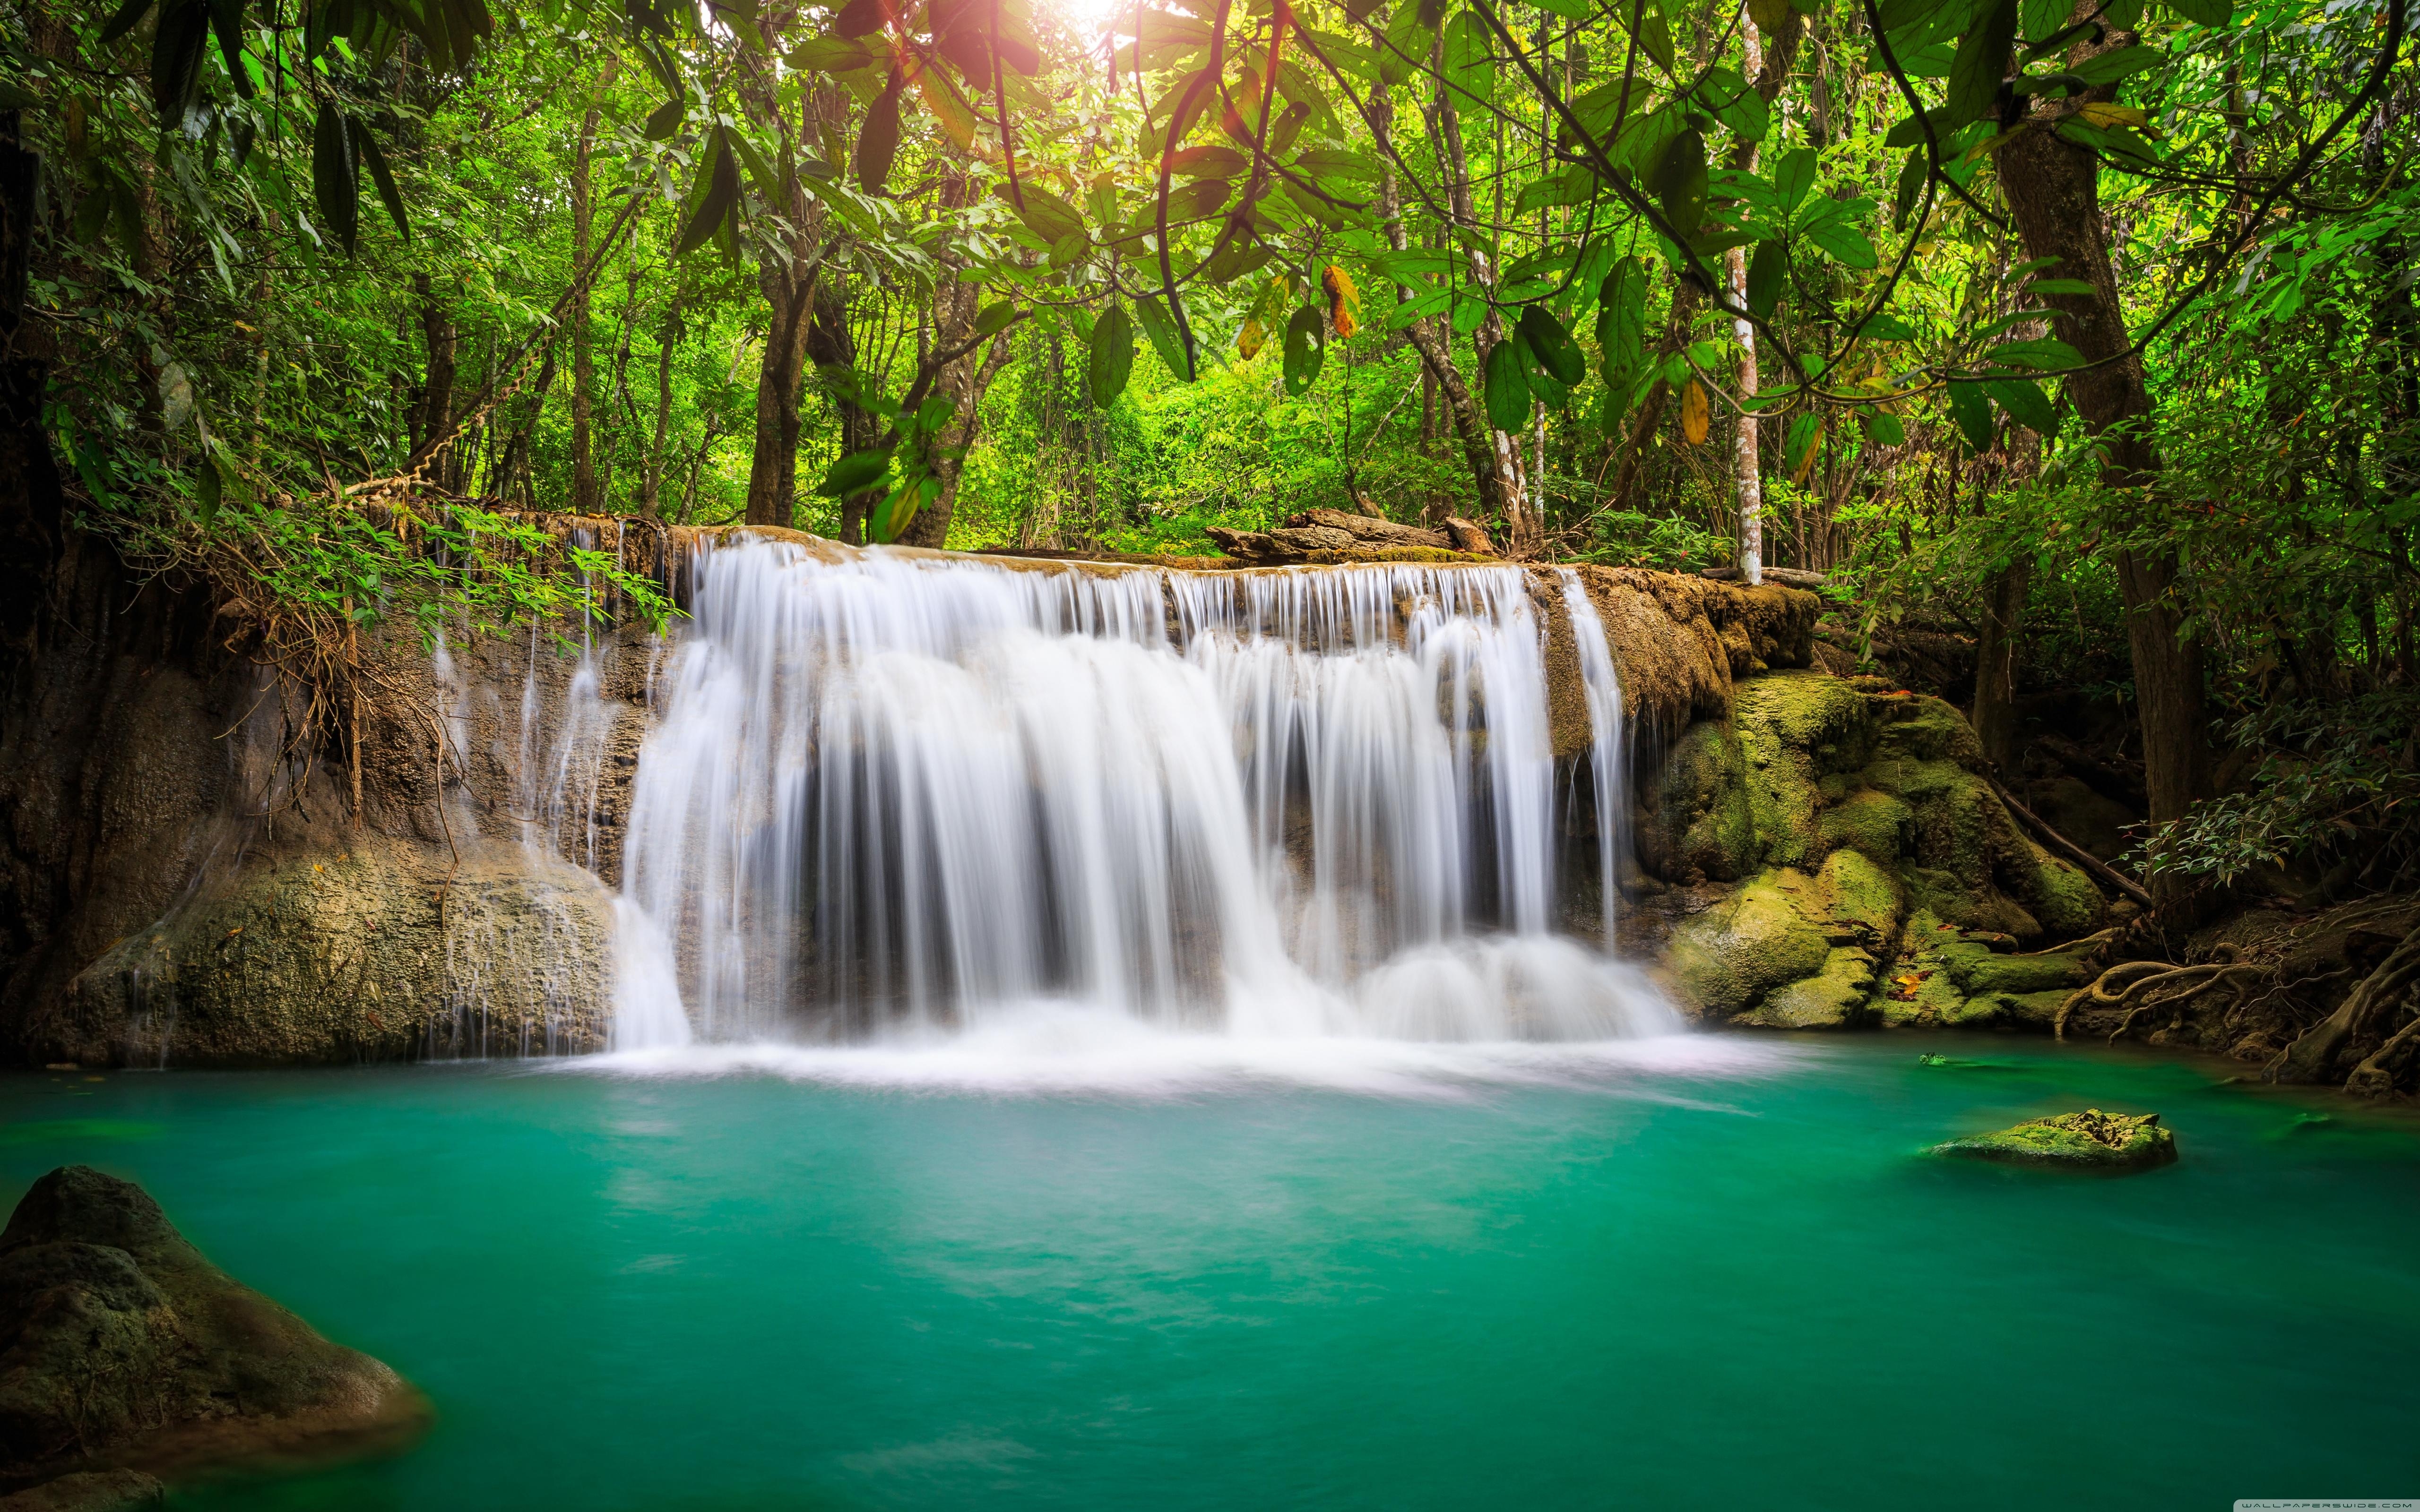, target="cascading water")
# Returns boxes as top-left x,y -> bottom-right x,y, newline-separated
610,536 -> 1676,1050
